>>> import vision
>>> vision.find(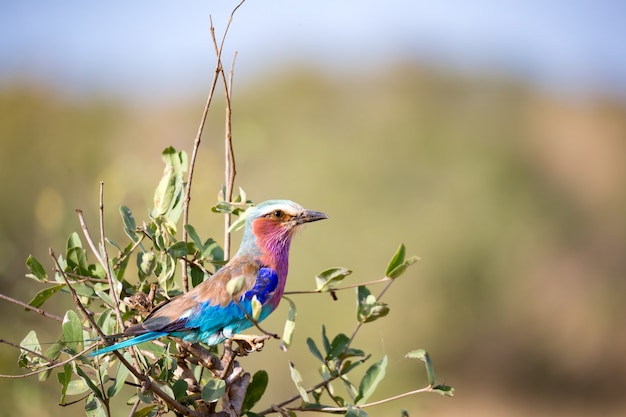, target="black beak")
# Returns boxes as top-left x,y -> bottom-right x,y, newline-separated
297,209 -> 329,224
